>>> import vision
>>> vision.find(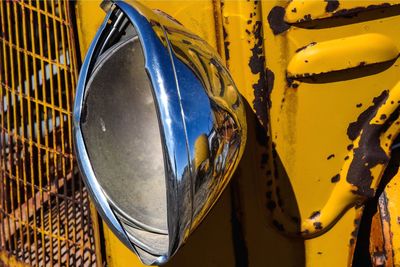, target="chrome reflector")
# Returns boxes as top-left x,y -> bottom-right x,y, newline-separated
73,1 -> 247,265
